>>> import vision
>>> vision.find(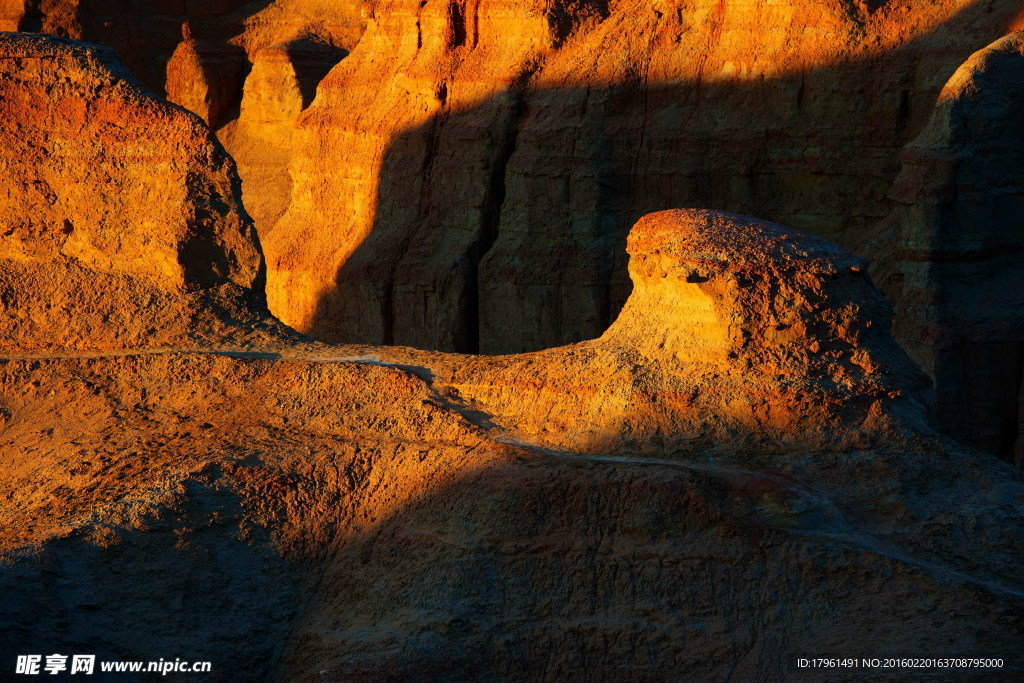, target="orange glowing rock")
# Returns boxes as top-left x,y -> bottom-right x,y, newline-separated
0,33 -> 273,352
422,209 -> 931,454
